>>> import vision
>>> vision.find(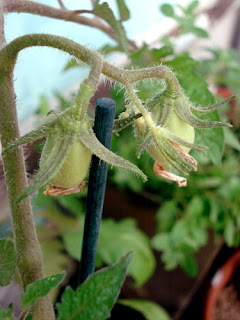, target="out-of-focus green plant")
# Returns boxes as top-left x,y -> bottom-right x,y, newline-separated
160,1 -> 208,37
